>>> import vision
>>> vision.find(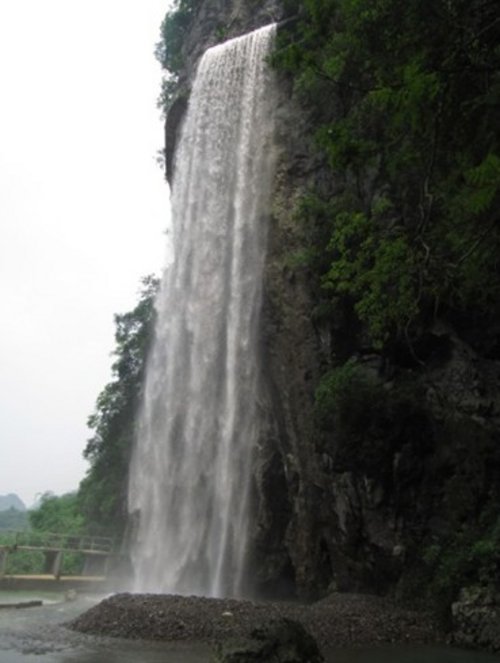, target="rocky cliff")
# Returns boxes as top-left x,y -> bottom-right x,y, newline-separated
163,0 -> 500,642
